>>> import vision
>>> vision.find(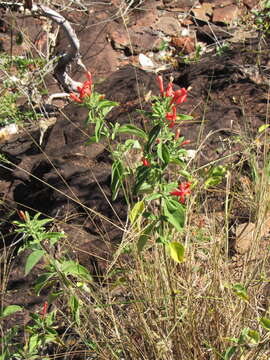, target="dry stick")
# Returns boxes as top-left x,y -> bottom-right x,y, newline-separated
0,1 -> 86,92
